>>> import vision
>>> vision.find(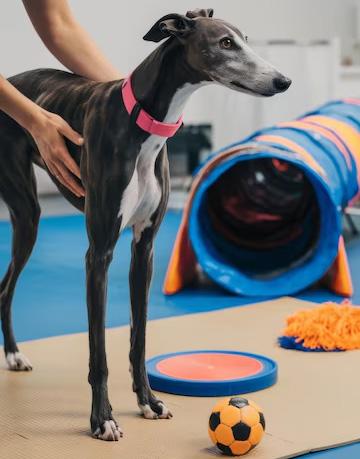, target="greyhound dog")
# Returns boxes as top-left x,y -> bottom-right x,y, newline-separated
0,9 -> 291,440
